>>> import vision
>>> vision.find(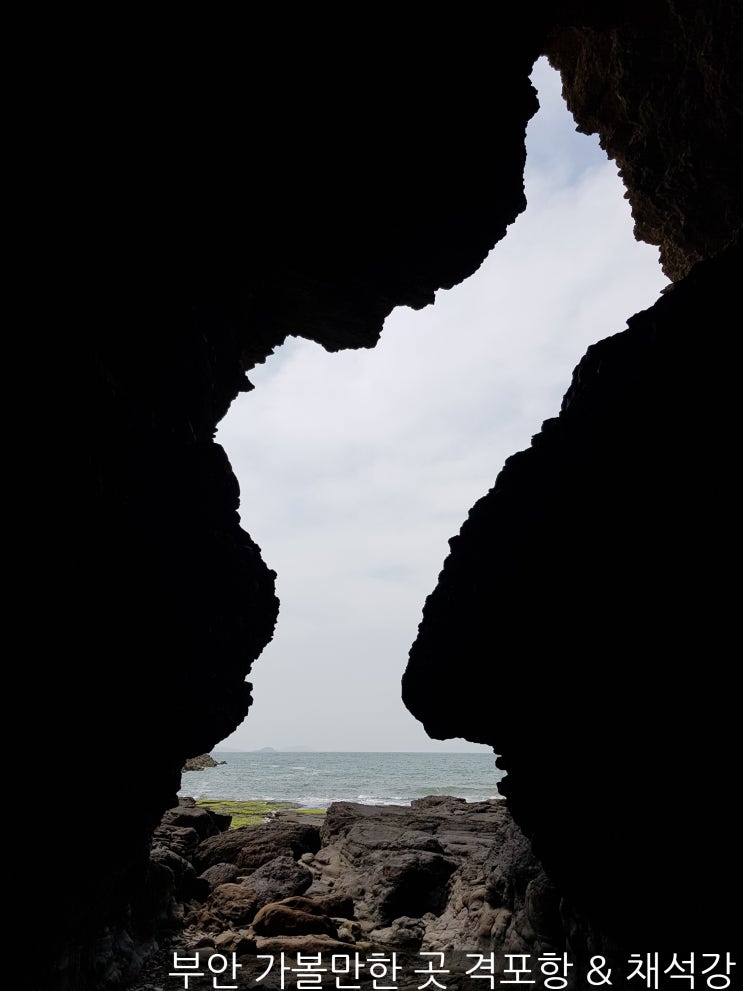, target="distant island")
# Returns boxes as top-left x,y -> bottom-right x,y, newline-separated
254,745 -> 313,753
